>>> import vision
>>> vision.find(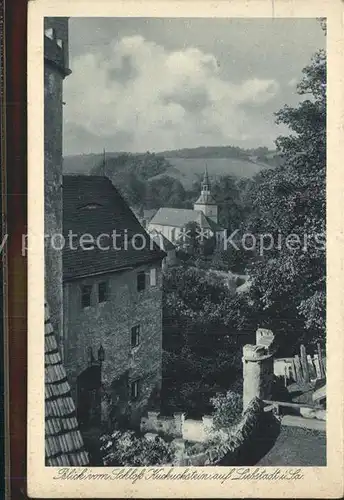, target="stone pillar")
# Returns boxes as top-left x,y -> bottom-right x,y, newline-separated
173,412 -> 185,438
202,415 -> 213,440
242,343 -> 275,411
